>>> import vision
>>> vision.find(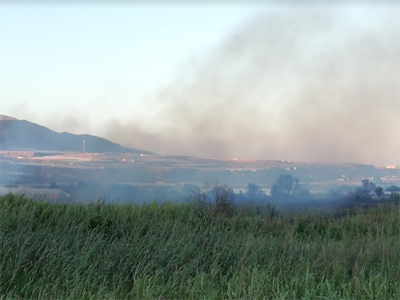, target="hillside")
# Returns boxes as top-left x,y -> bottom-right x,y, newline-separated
0,114 -> 17,121
0,115 -> 153,154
